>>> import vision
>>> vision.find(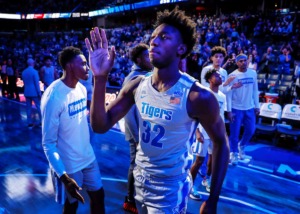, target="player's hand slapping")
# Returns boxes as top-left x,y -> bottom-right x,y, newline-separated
85,27 -> 115,77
